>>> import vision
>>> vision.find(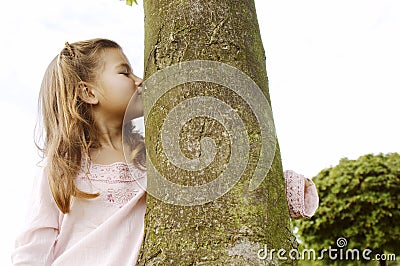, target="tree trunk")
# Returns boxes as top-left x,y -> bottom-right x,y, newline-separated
137,0 -> 297,265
